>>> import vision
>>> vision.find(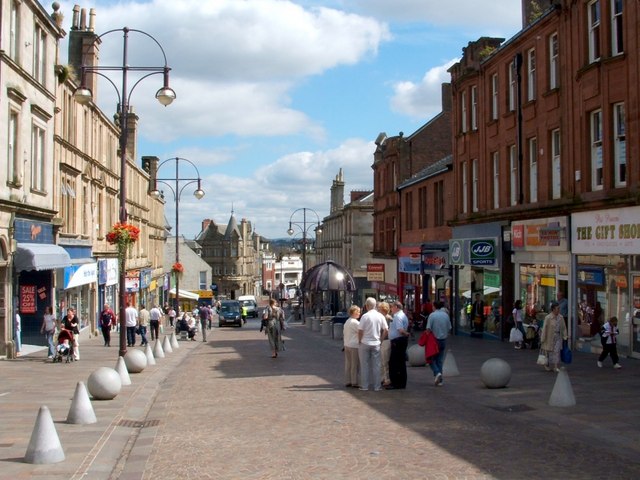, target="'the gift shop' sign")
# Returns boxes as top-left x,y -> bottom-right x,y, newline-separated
572,206 -> 640,254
